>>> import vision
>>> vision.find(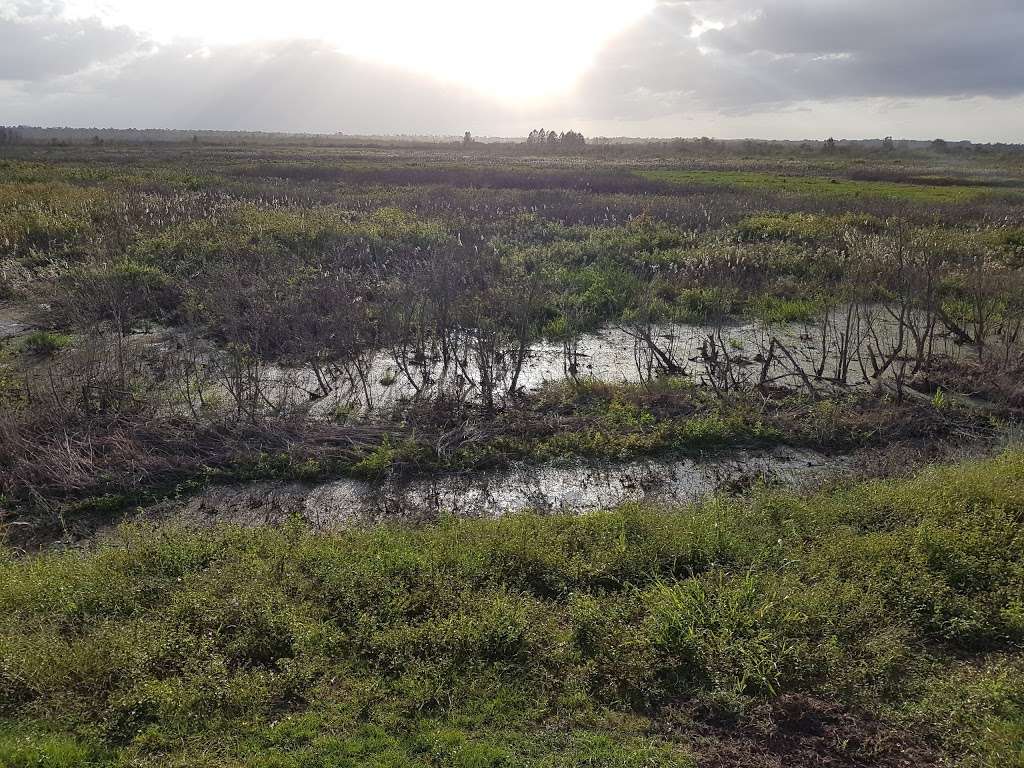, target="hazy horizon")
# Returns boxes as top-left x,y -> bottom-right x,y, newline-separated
8,127 -> 1019,147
